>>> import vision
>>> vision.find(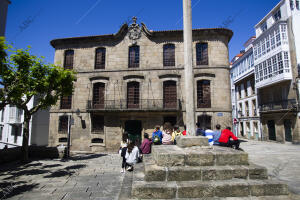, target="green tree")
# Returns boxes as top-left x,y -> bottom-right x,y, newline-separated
0,37 -> 76,162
